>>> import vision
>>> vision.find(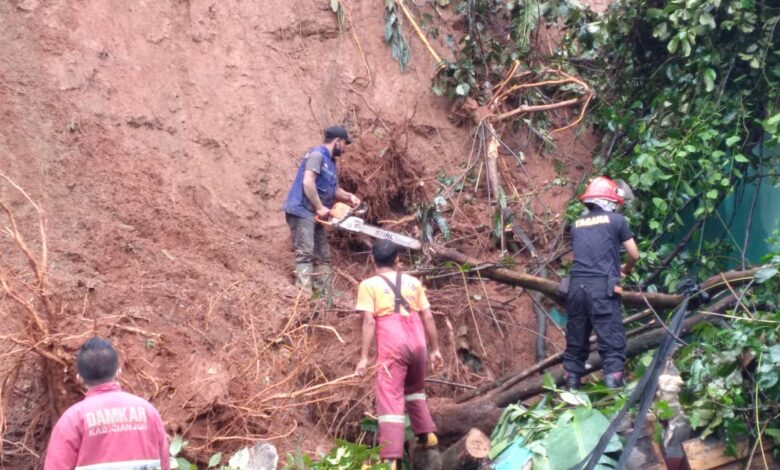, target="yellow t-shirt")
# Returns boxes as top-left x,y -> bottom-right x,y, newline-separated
355,272 -> 430,317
